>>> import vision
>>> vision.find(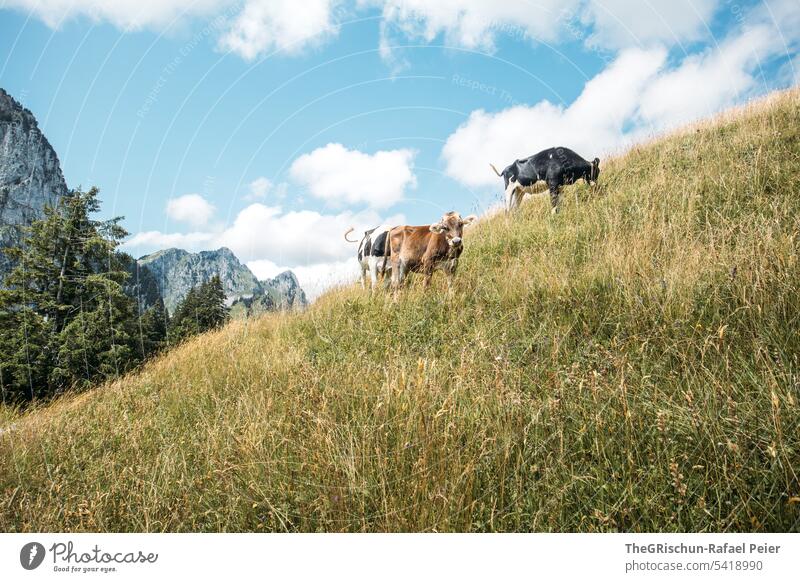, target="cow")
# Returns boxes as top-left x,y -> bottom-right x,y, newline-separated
344,225 -> 392,290
388,211 -> 477,296
490,147 -> 600,214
